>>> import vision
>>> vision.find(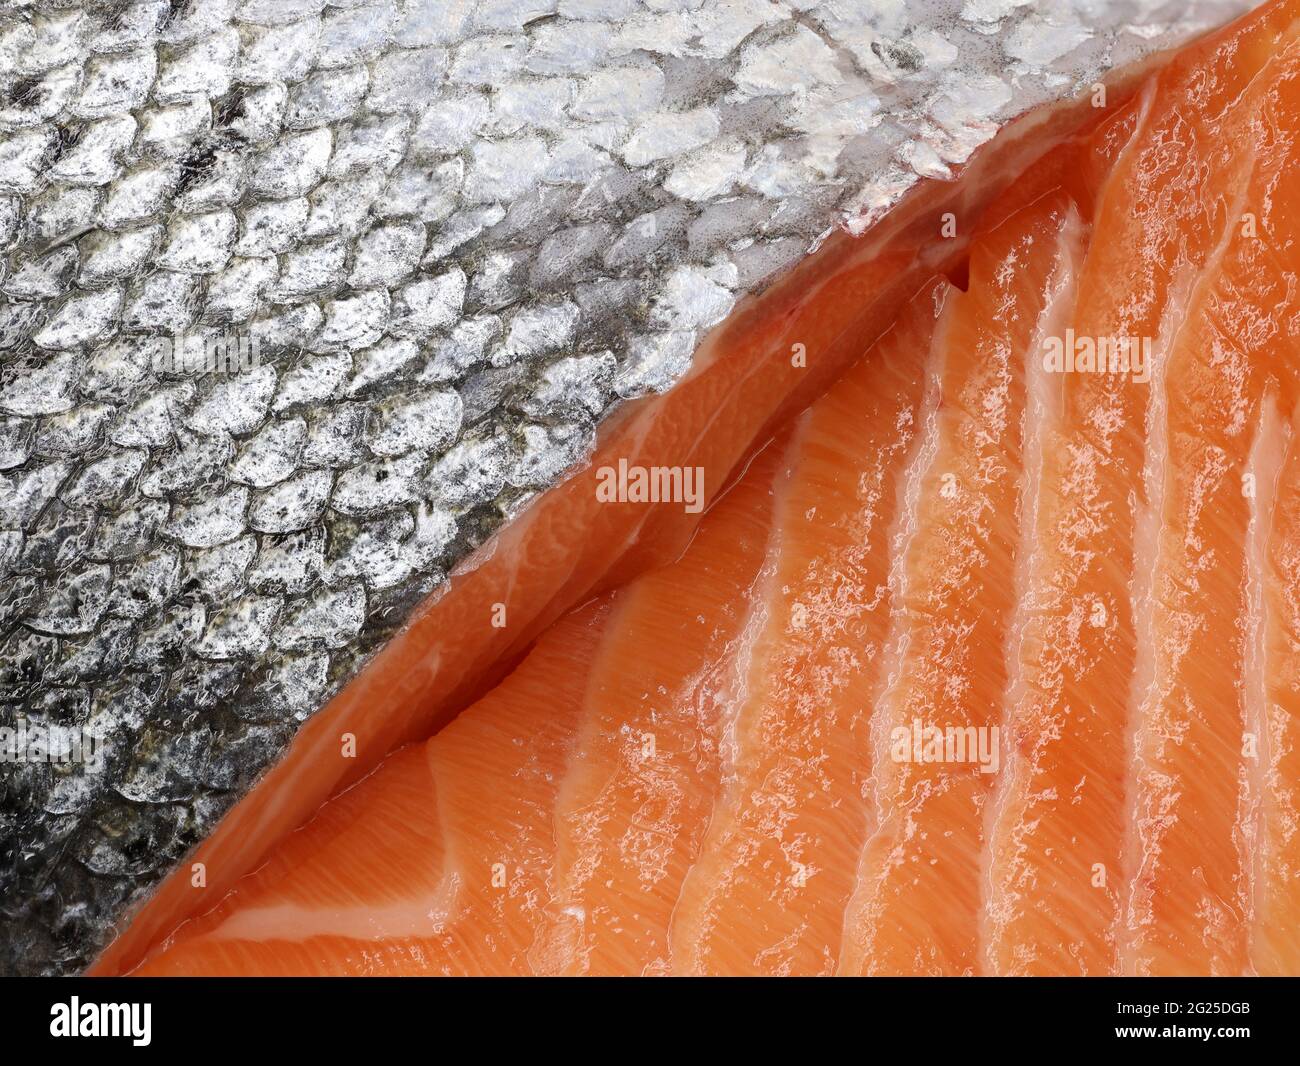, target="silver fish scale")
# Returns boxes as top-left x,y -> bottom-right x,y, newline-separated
0,0 -> 1247,974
